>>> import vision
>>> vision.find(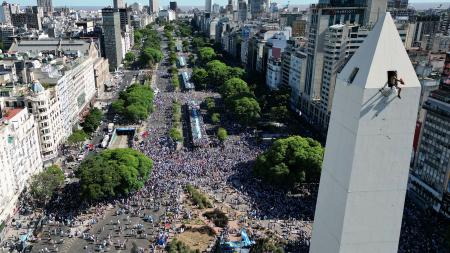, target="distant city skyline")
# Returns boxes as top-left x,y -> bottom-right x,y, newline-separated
6,0 -> 450,8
